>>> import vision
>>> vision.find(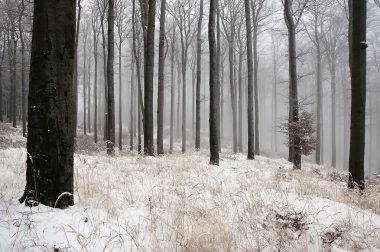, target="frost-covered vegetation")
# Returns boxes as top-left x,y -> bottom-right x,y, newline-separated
1,124 -> 379,251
